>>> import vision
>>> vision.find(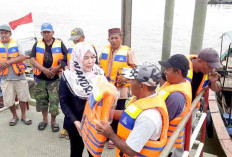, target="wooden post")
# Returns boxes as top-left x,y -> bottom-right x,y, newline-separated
161,0 -> 175,63
121,0 -> 132,47
190,0 -> 208,54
